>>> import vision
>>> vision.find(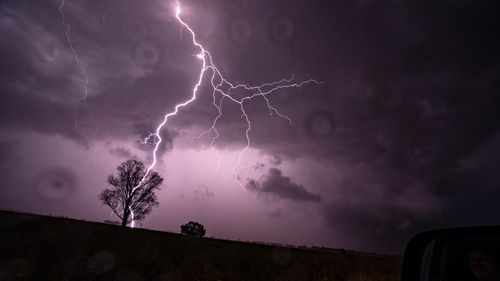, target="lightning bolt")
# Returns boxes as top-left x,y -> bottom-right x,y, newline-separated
130,2 -> 322,227
129,206 -> 136,228
58,0 -> 98,138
